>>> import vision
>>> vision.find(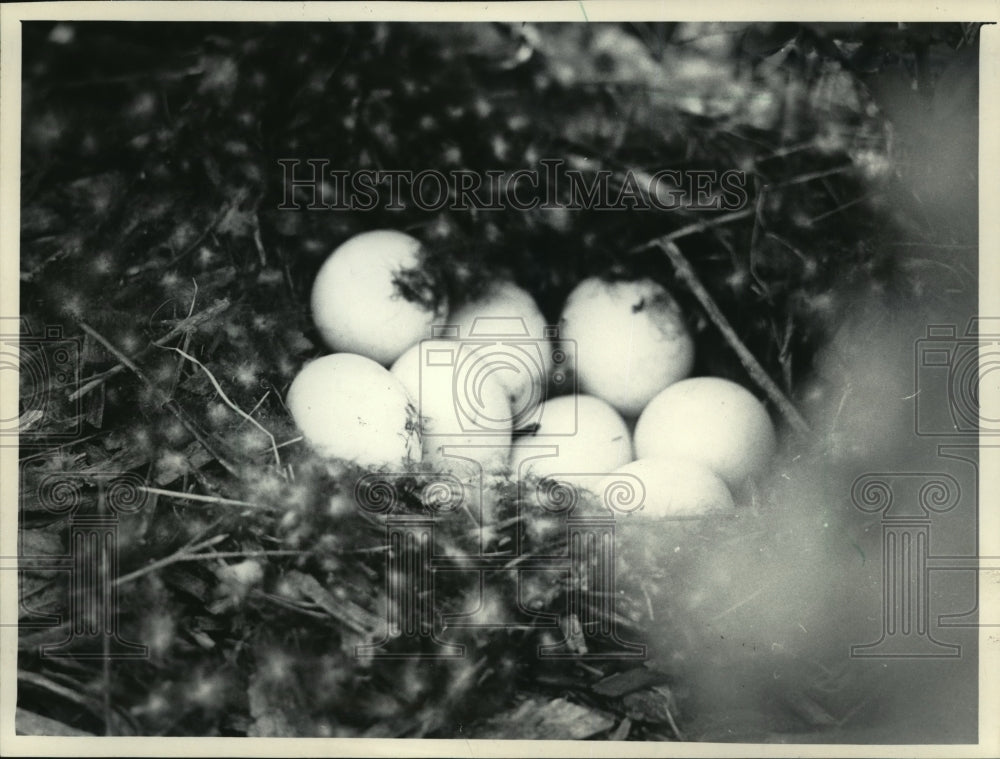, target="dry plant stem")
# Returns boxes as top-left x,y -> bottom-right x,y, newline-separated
655,240 -> 812,437
17,670 -> 99,711
115,548 -> 304,587
770,164 -> 851,189
140,485 -> 271,511
164,345 -> 281,467
112,534 -> 226,587
164,204 -> 230,269
77,320 -> 242,477
70,298 -> 231,401
662,699 -> 685,741
628,207 -> 755,254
